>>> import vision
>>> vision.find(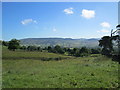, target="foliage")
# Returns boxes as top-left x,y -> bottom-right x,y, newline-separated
74,47 -> 91,57
91,48 -> 101,54
74,49 -> 80,57
99,24 -> 120,61
5,38 -> 101,57
6,38 -> 101,57
8,39 -> 20,51
99,36 -> 113,56
47,46 -> 52,52
2,41 -> 9,46
20,46 -> 27,50
54,45 -> 65,54
37,46 -> 42,51
27,46 -> 37,51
